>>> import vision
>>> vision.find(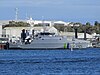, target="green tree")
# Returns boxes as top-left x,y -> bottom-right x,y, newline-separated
94,21 -> 99,26
94,21 -> 100,34
85,22 -> 95,34
3,21 -> 30,28
54,25 -> 65,32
